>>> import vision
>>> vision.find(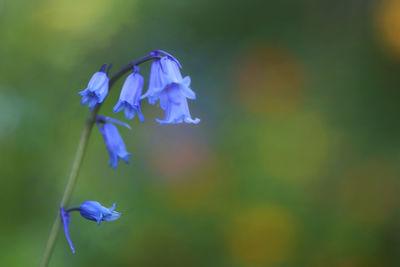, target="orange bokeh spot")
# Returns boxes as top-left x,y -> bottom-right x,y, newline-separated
227,206 -> 297,266
148,136 -> 210,181
235,44 -> 306,117
375,0 -> 400,58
